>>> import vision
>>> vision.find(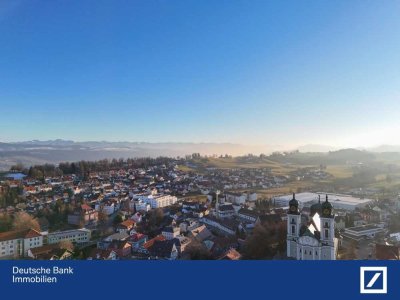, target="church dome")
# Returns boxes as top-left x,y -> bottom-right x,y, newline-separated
321,194 -> 333,217
288,193 -> 299,214
310,195 -> 322,215
289,193 -> 299,207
